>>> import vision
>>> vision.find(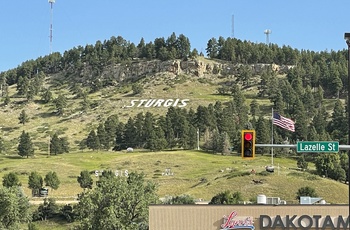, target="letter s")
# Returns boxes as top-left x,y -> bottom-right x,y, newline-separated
126,100 -> 138,108
178,99 -> 189,108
